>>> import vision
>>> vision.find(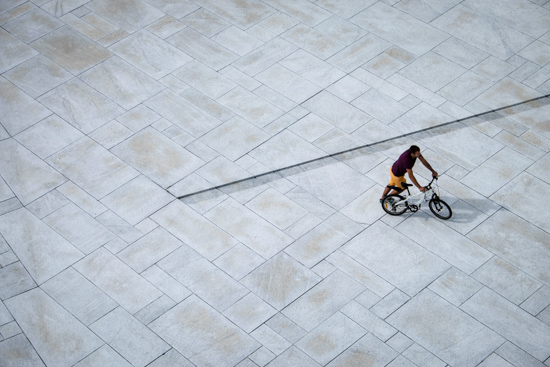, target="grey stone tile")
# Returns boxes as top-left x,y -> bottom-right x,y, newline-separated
217,87 -> 283,128
242,252 -> 321,310
0,26 -> 38,74
205,198 -> 293,259
73,345 -> 131,367
477,78 -> 541,110
326,75 -> 370,103
86,0 -> 163,33
233,38 -> 298,76
144,89 -> 221,137
60,13 -> 107,40
262,0 -> 331,27
494,130 -> 546,161
303,91 -> 372,133
158,244 -> 248,311
315,15 -> 368,47
288,113 -> 333,143
462,287 -> 550,361
491,173 -> 550,233
282,23 -> 345,60
89,120 -> 133,149
282,270 -> 364,331
399,52 -> 466,93
117,226 -> 181,273
2,141 -> 67,206
146,15 -> 186,39
41,267 -> 117,326
341,301 -> 397,341
296,312 -> 365,365
397,214 -> 492,274
5,288 -> 103,367
394,0 -> 461,23
285,212 -> 362,268
181,7 -> 229,37
112,127 -> 204,188
327,33 -> 390,73
473,256 -> 542,305
211,27 -> 263,57
0,250 -> 18,267
463,0 -> 550,38
74,248 -> 161,314
91,307 -> 169,367
528,152 -> 550,184
96,210 -> 143,245
41,0 -> 90,17
0,334 -> 45,367
100,175 -> 173,226
264,346 -> 319,367
256,63 -> 321,104
496,341 -> 547,367
249,130 -> 325,170
0,77 -> 51,137
30,26 -> 112,75
387,332 -> 413,353
522,285 -> 550,316
3,55 -> 72,99
388,289 -> 504,367
193,0 -> 274,28
48,137 -> 138,199
363,53 -> 406,80
432,4 -> 533,60
147,348 -> 194,367
519,40 -> 550,67
246,188 -> 308,230
150,295 -> 260,366
167,27 -> 237,71
315,0 -> 376,20
221,65 -> 262,91
247,12 -> 298,42
44,202 -> 114,254
288,161 -> 374,210
214,243 -> 266,280
469,209 -> 550,286
428,267 -> 483,307
15,115 -> 83,160
352,88 -> 408,124
251,324 -> 291,355
81,57 -> 163,110
438,71 -> 493,106
39,79 -> 124,134
3,8 -> 62,43
371,289 -> 410,319
173,60 -> 236,99
200,116 -> 270,161
343,221 -> 450,296
250,347 -> 275,366
327,333 -> 398,367
141,265 -> 191,303
0,262 -> 36,300
224,292 -> 277,333
152,200 -> 238,260
265,313 -> 307,344
110,29 -> 191,80
0,208 -> 83,284
352,2 -> 448,56
402,343 -> 446,367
